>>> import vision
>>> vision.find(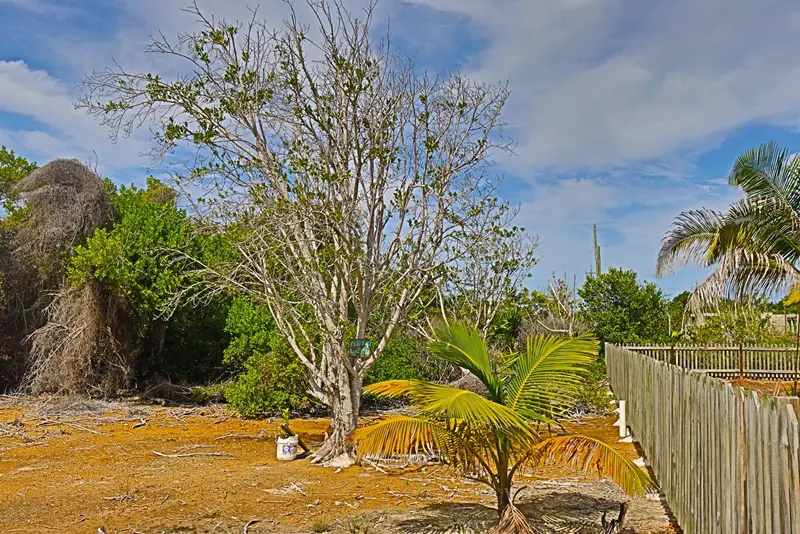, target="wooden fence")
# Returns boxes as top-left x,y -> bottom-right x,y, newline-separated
623,344 -> 800,380
606,344 -> 800,534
